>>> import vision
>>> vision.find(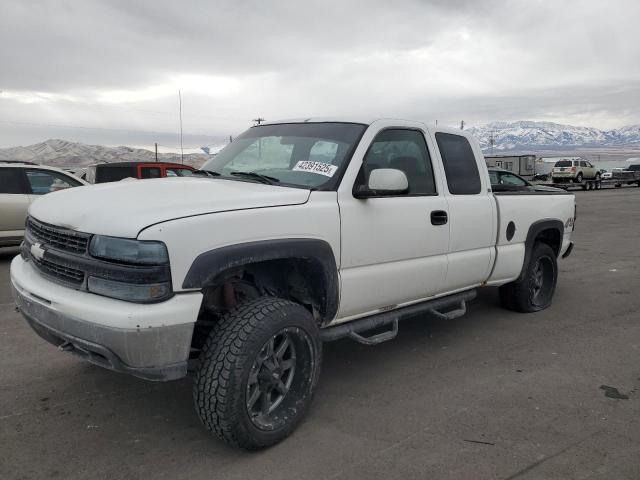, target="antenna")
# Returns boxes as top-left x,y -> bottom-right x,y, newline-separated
460,120 -> 465,130
179,90 -> 184,164
252,117 -> 265,126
